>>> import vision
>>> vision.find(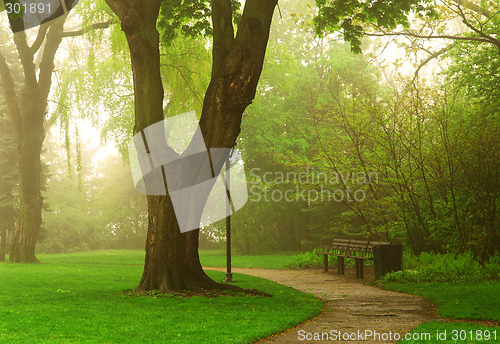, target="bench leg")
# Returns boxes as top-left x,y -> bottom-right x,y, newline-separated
337,256 -> 345,275
355,259 -> 364,278
323,255 -> 328,272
